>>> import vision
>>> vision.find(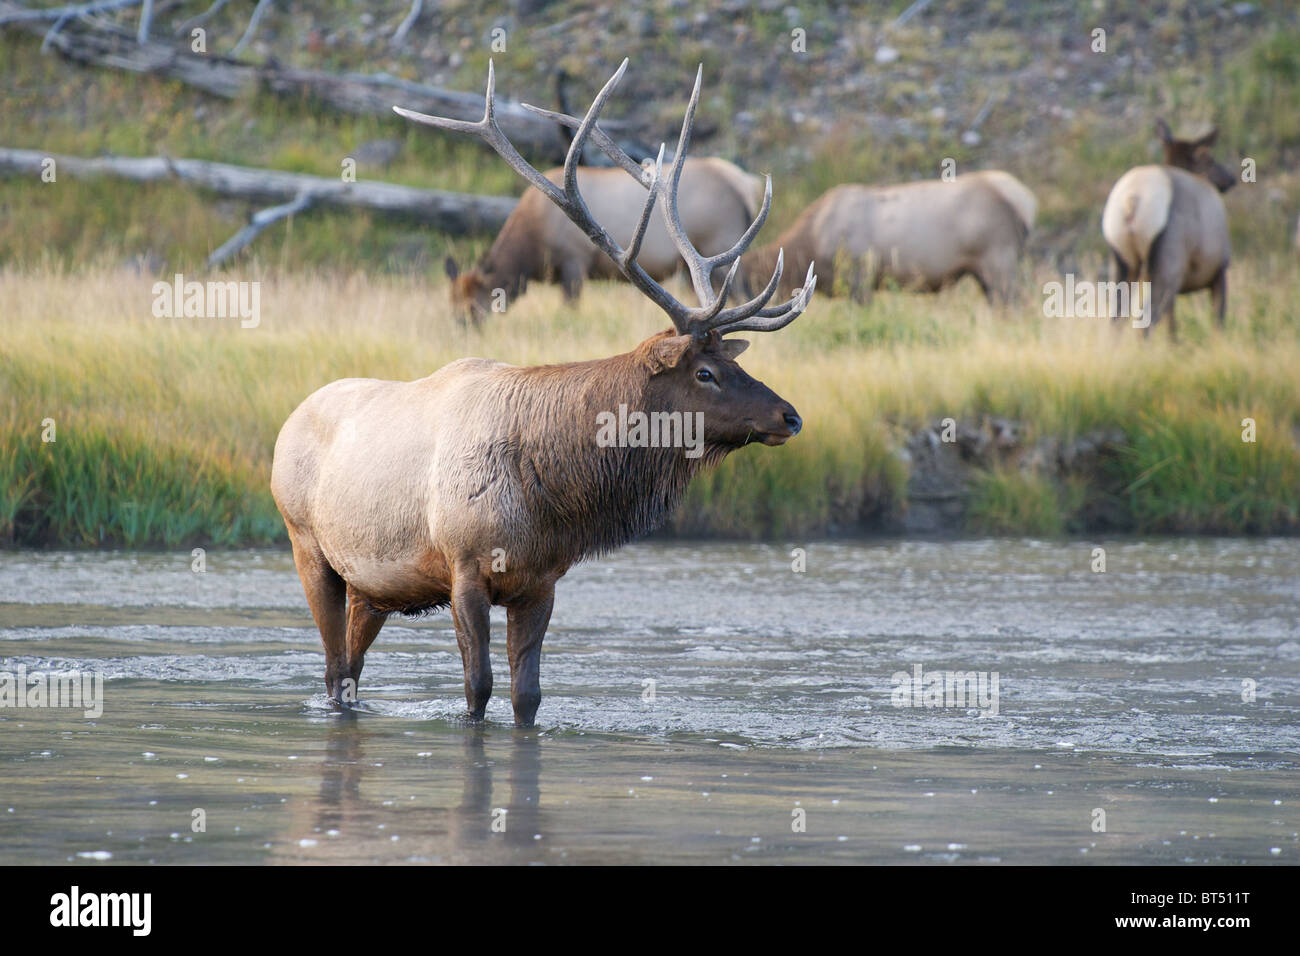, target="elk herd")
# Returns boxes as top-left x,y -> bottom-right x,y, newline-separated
443,77 -> 1240,334
272,60 -> 1244,726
